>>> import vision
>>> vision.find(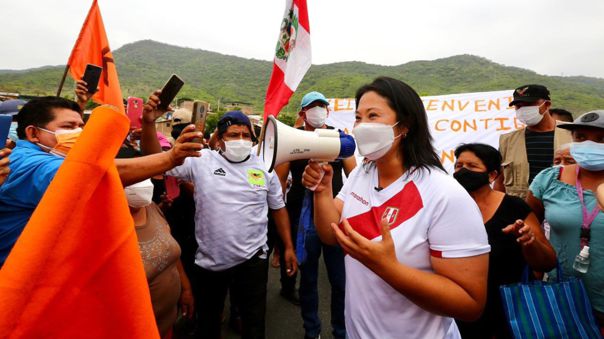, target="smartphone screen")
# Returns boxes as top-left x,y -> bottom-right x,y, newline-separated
158,74 -> 184,111
0,115 -> 12,148
126,97 -> 144,129
82,64 -> 103,94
